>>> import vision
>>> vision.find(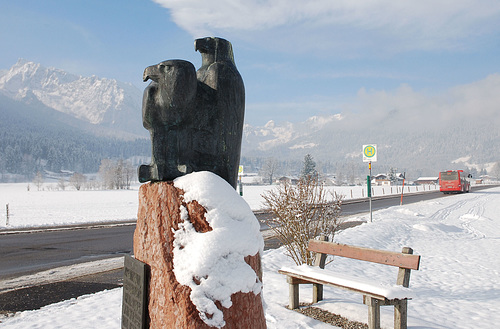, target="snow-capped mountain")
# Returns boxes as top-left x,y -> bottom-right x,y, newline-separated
243,115 -> 343,152
0,59 -> 144,137
1,59 -> 499,178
